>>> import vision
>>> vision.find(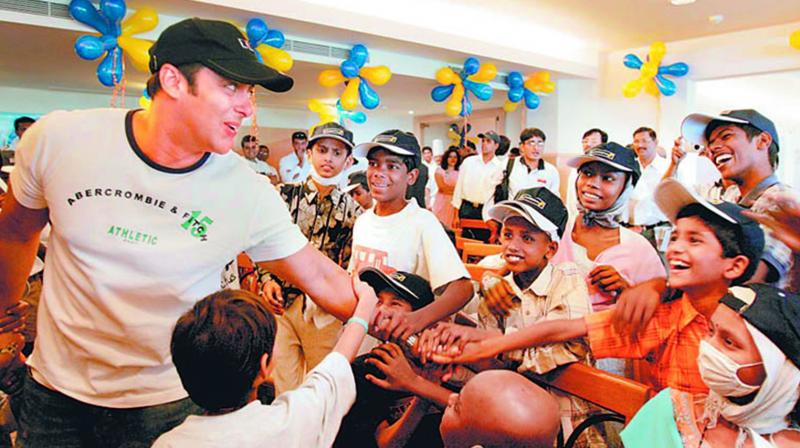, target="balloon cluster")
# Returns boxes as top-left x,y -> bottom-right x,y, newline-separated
319,44 -> 392,110
503,71 -> 555,112
308,99 -> 366,134
70,0 -> 158,87
447,122 -> 474,148
791,30 -> 800,50
622,41 -> 689,98
431,57 -> 496,117
245,18 -> 293,73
